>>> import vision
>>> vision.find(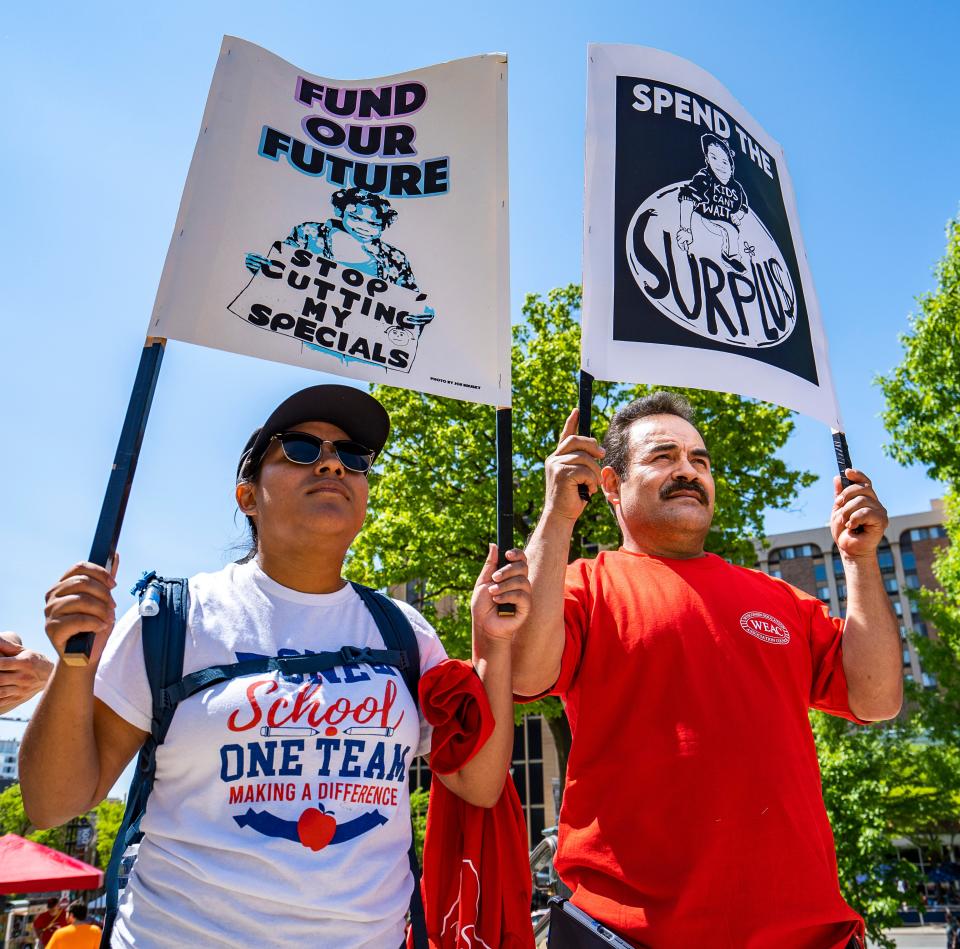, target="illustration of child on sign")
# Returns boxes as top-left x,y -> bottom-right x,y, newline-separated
676,133 -> 749,273
245,187 -> 435,330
